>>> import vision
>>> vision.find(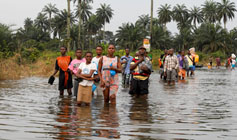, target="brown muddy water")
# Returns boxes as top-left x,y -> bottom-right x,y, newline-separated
1,68 -> 237,140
